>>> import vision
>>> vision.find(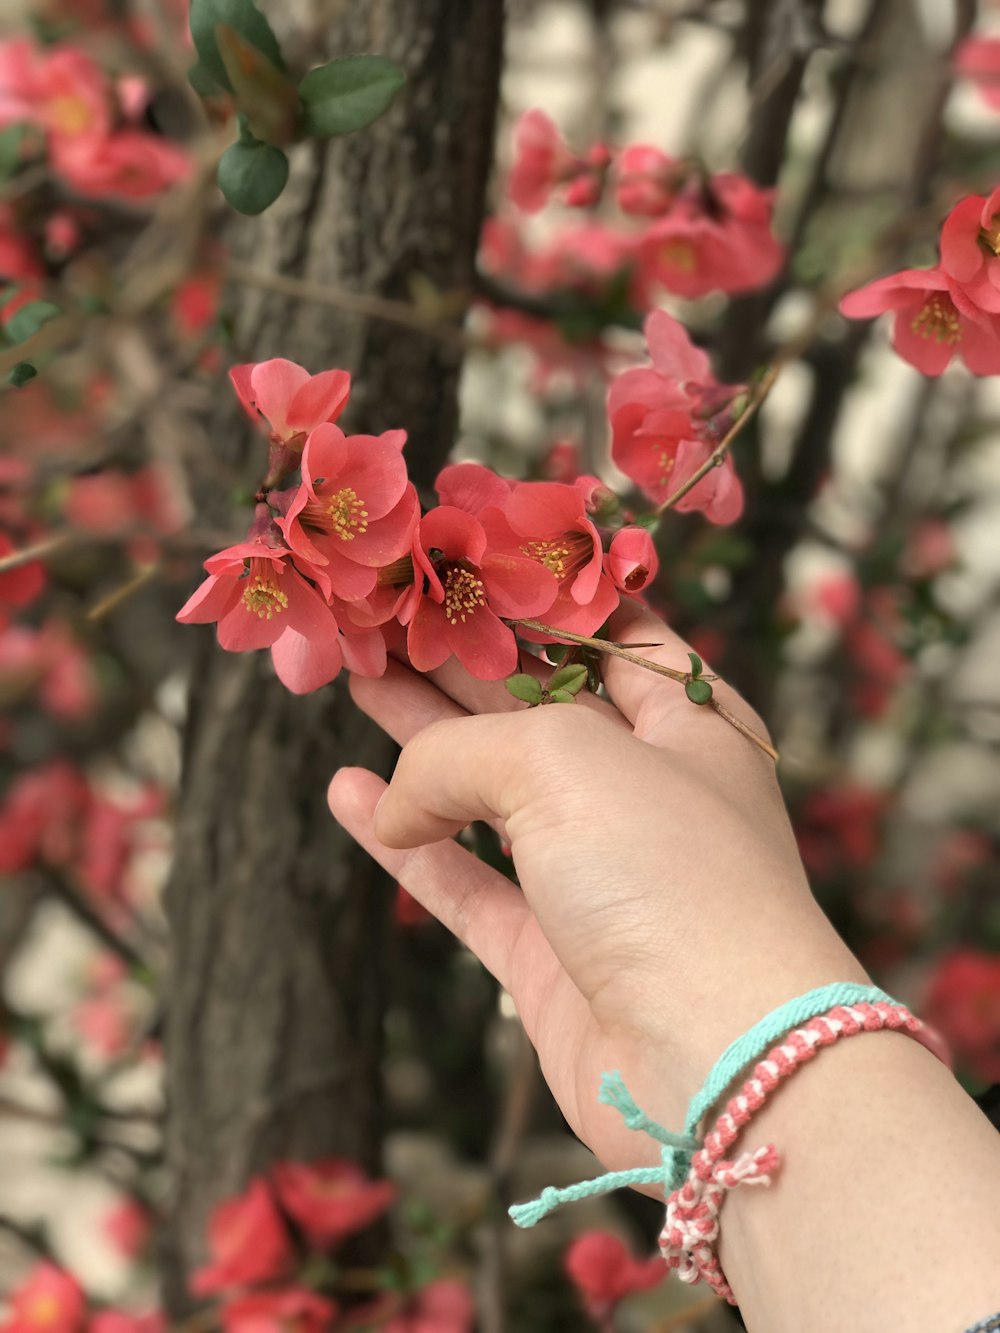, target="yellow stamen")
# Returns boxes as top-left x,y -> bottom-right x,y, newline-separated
910,295 -> 962,345
444,566 -> 486,624
658,240 -> 696,272
326,486 -> 369,541
48,95 -> 93,136
981,221 -> 1000,257
520,538 -> 572,578
241,563 -> 289,619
